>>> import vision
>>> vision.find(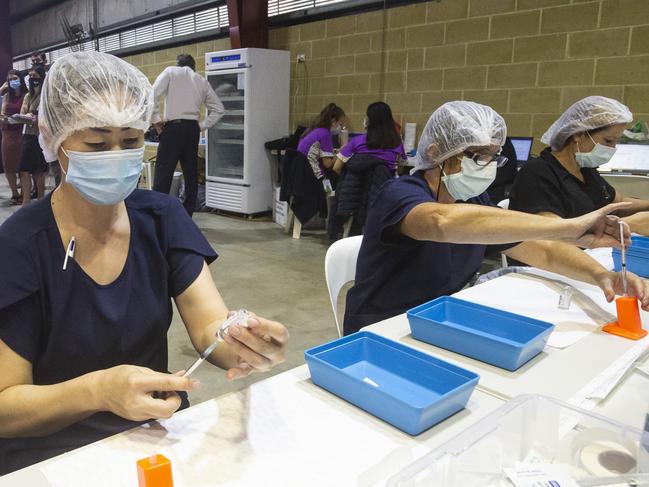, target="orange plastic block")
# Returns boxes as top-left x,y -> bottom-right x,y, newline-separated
603,296 -> 648,341
137,454 -> 174,487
